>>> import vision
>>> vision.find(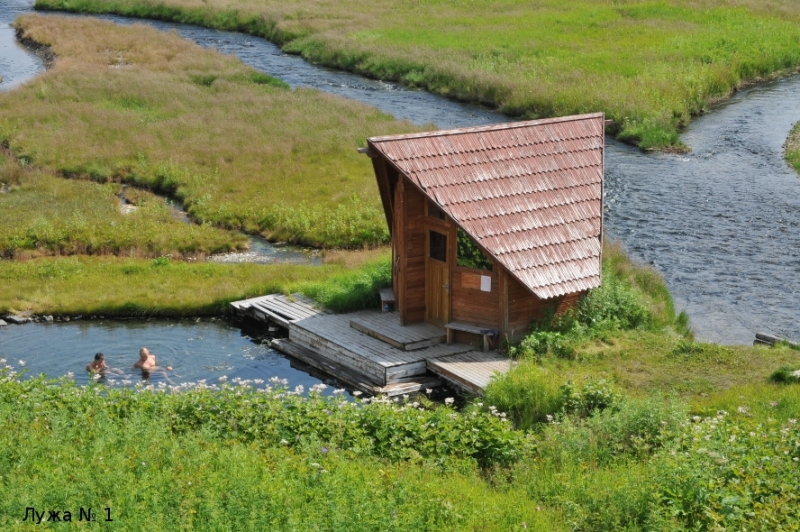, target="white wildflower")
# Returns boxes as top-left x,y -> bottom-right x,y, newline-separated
218,375 -> 228,383
353,391 -> 363,397
789,419 -> 797,425
333,388 -> 345,395
280,439 -> 288,445
444,397 -> 455,405
294,385 -> 304,395
737,406 -> 749,414
18,360 -> 25,367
